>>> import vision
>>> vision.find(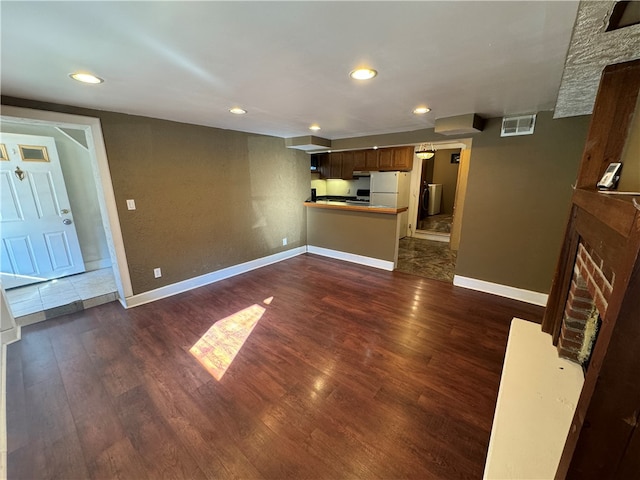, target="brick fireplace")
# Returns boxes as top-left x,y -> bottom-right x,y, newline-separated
557,242 -> 615,364
541,59 -> 640,477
